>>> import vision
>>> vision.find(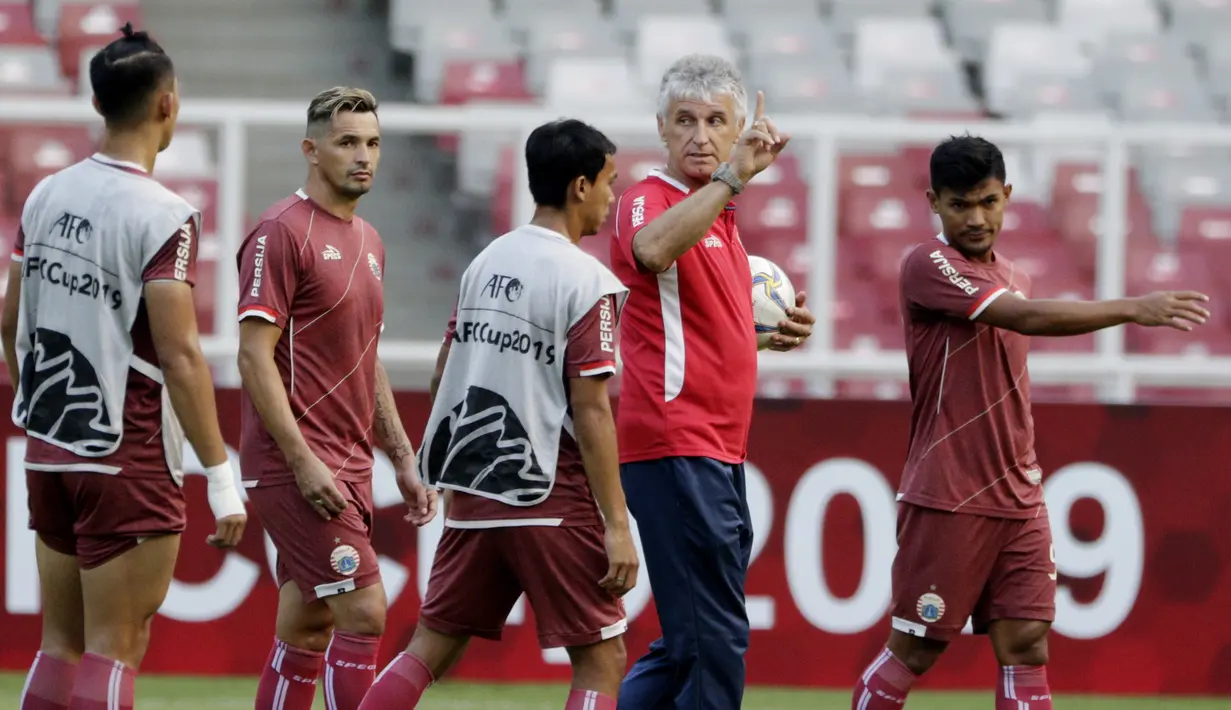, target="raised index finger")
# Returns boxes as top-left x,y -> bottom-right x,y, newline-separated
754,90 -> 765,122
